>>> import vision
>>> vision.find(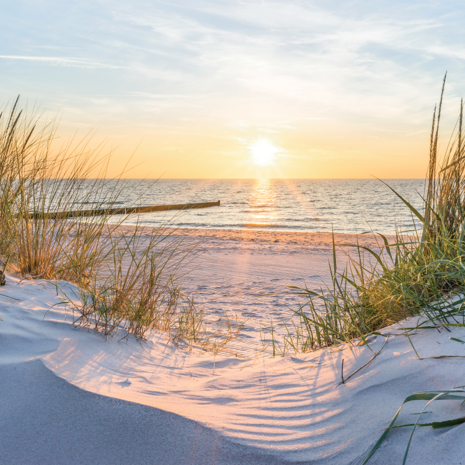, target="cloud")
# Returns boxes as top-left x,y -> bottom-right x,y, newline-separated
126,91 -> 222,100
3,0 -> 465,136
103,0 -> 460,124
0,55 -> 122,69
